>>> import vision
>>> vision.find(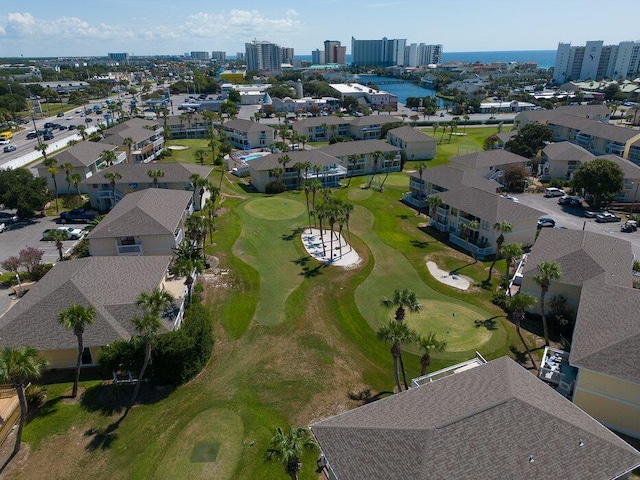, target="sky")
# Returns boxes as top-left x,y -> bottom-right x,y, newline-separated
0,0 -> 636,58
